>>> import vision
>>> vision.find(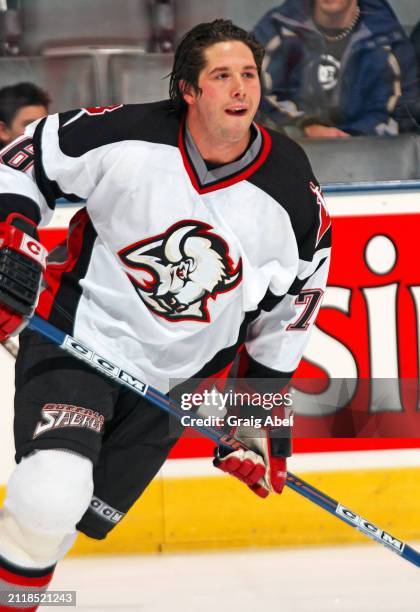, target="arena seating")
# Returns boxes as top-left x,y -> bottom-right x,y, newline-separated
0,55 -> 100,111
108,53 -> 174,104
19,0 -> 149,55
299,133 -> 420,184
